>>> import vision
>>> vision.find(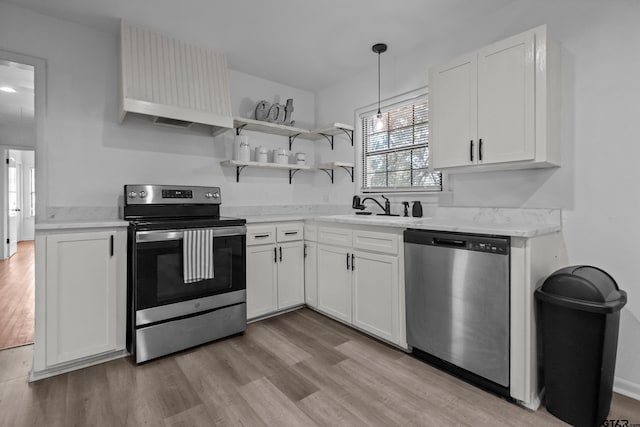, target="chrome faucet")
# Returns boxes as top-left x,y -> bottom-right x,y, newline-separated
352,195 -> 396,216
